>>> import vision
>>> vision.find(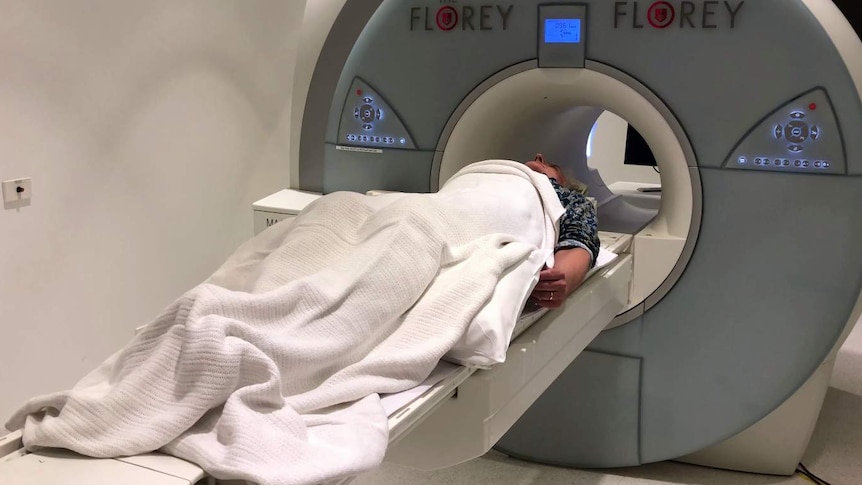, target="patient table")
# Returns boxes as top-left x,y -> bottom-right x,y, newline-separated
0,226 -> 633,484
